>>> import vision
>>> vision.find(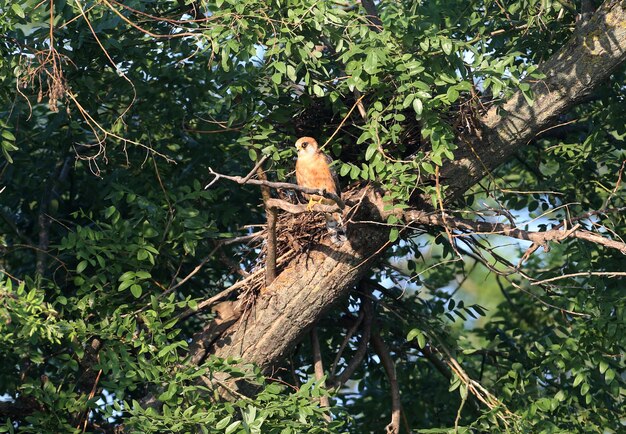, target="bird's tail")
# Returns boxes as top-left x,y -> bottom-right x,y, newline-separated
325,212 -> 347,245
